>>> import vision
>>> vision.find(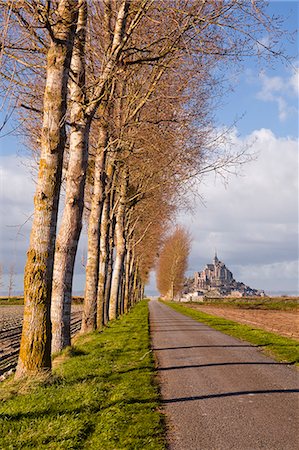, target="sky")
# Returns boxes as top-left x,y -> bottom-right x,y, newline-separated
0,1 -> 298,296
